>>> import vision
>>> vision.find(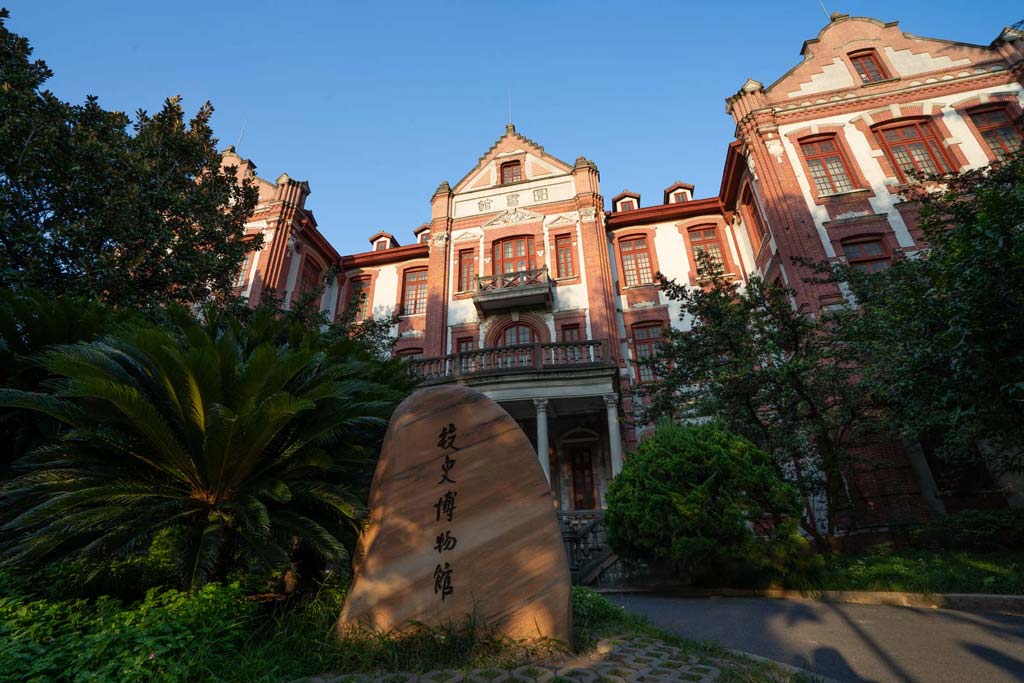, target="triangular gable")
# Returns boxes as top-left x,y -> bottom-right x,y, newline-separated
762,16 -> 996,102
452,124 -> 574,194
